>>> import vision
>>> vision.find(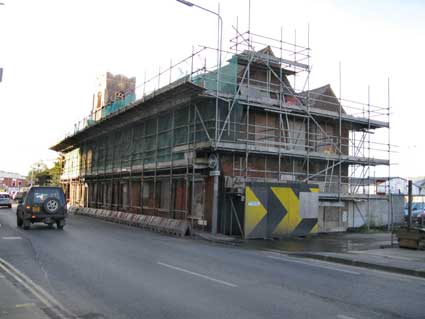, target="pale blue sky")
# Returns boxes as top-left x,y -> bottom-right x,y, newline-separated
0,0 -> 424,177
